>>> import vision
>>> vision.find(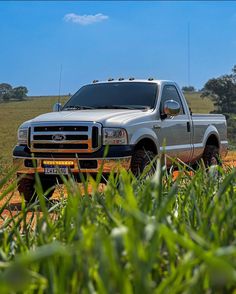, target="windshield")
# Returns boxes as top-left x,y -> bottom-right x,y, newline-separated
63,82 -> 158,110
